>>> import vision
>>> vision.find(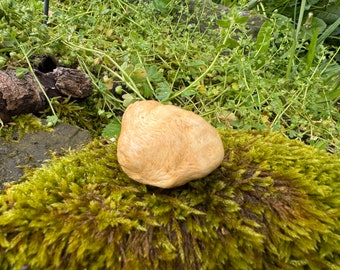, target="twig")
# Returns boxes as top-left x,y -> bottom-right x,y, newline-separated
43,0 -> 50,24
